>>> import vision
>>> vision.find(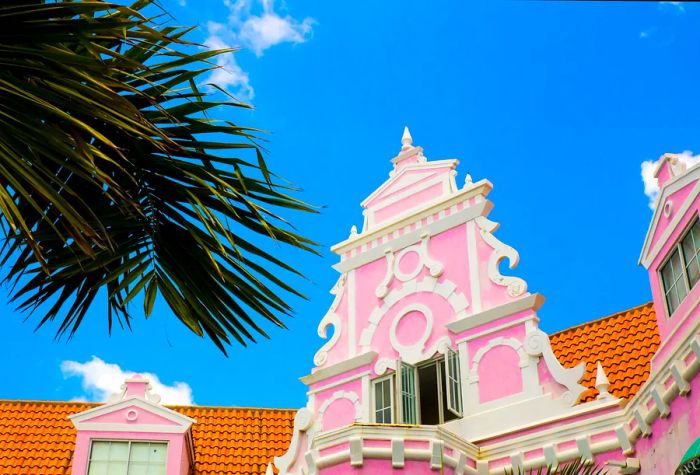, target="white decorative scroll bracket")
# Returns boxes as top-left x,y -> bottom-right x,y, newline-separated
374,357 -> 397,376
374,233 -> 445,300
376,249 -> 394,299
420,232 -> 444,277
524,329 -> 586,406
274,407 -> 314,475
313,275 -> 346,366
360,278 -> 468,354
475,216 -> 527,297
